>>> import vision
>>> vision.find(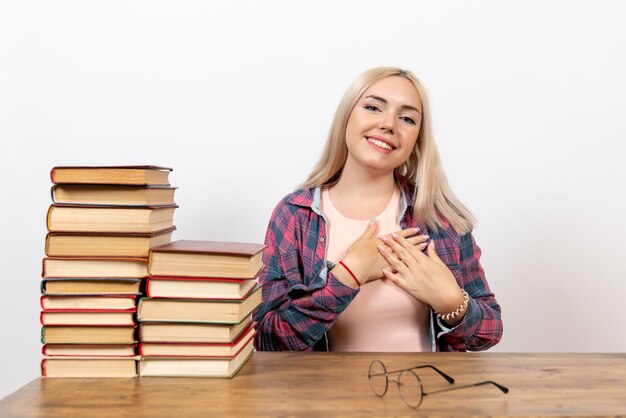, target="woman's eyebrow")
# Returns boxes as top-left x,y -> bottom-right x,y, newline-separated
364,94 -> 421,113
